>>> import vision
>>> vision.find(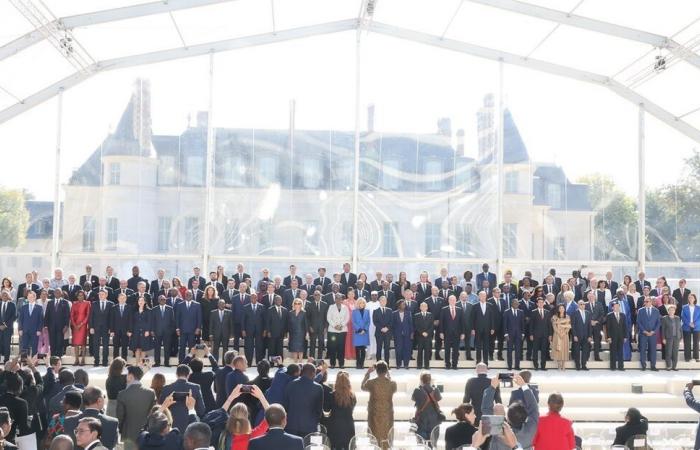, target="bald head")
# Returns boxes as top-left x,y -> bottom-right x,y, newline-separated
50,435 -> 74,450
